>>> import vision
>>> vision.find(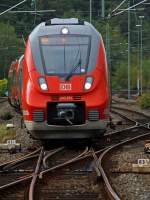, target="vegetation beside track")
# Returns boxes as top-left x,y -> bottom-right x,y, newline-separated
0,124 -> 16,143
137,93 -> 150,109
0,79 -> 7,96
0,1 -> 149,92
0,111 -> 13,120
